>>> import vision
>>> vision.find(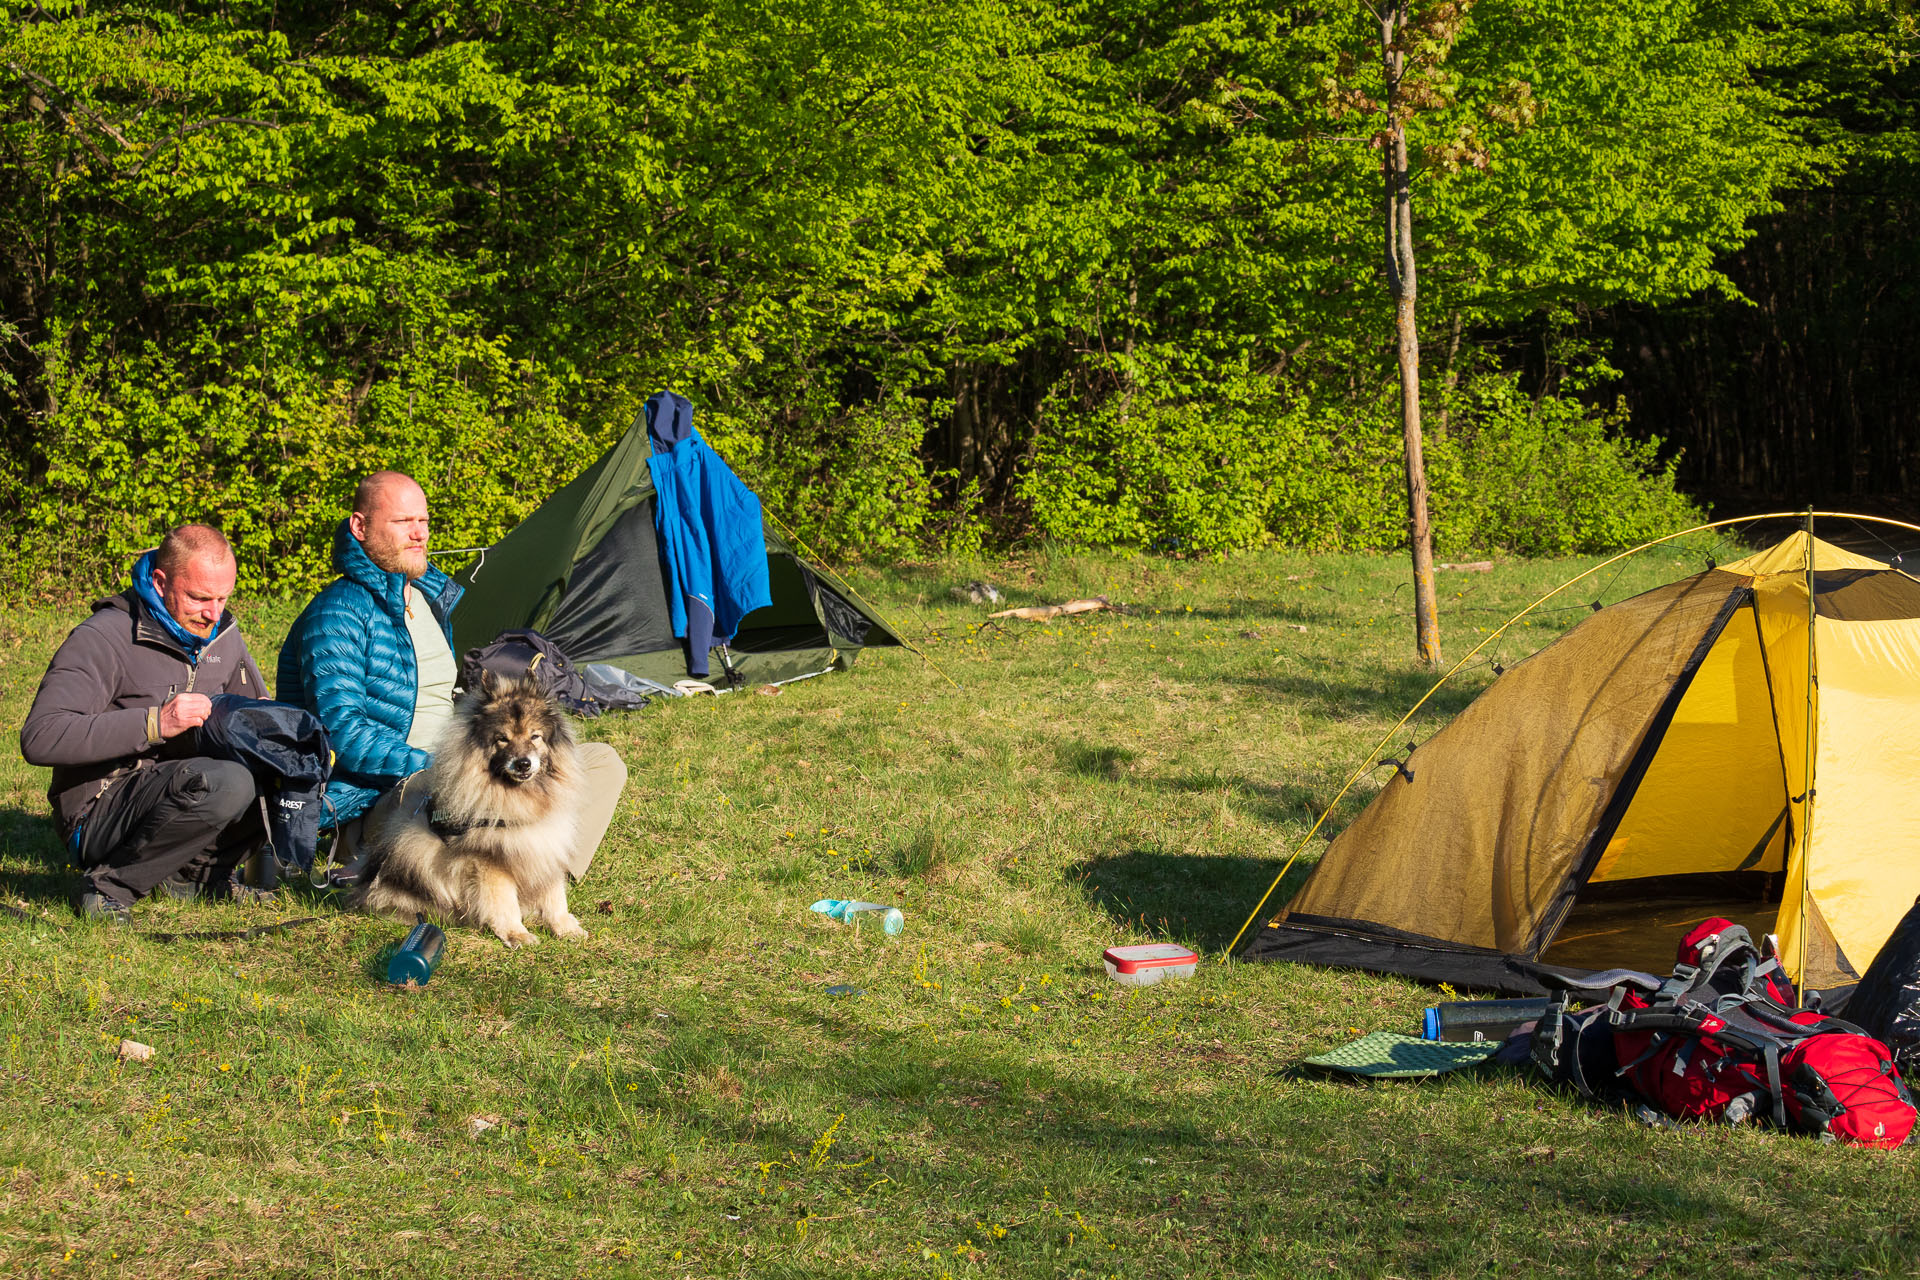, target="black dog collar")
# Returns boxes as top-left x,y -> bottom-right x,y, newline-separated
428,804 -> 511,840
